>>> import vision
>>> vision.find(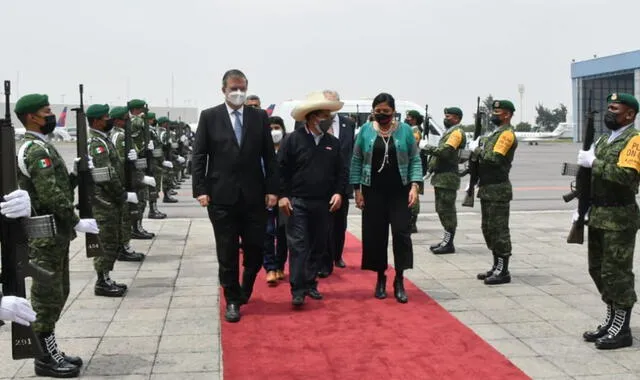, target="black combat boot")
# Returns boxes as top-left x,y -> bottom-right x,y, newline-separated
595,307 -> 633,350
117,245 -> 145,262
131,218 -> 152,240
431,231 -> 455,255
477,256 -> 498,280
375,271 -> 387,299
94,272 -> 126,297
104,271 -> 128,291
163,193 -> 178,203
138,220 -> 155,238
430,230 -> 449,250
484,256 -> 511,285
240,269 -> 259,305
34,332 -> 81,378
393,271 -> 408,303
148,201 -> 167,219
584,303 -> 613,342
410,215 -> 418,233
169,189 -> 178,196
